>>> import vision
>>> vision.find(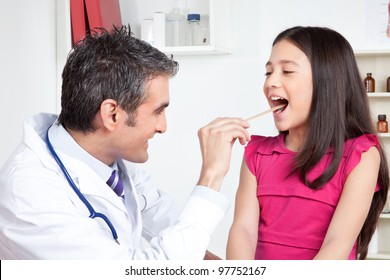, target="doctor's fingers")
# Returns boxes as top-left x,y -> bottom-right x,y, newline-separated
198,118 -> 251,146
198,121 -> 251,146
